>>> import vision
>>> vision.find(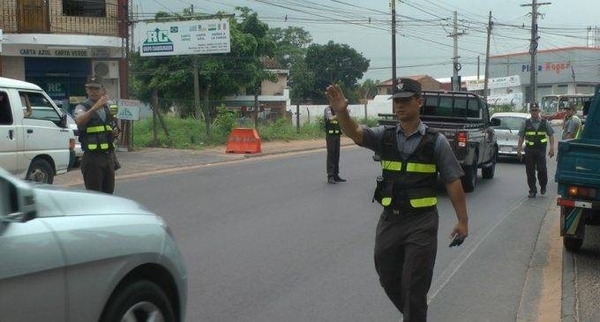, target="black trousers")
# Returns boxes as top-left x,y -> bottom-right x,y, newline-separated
524,147 -> 547,193
374,209 -> 438,322
80,150 -> 116,194
326,134 -> 340,177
